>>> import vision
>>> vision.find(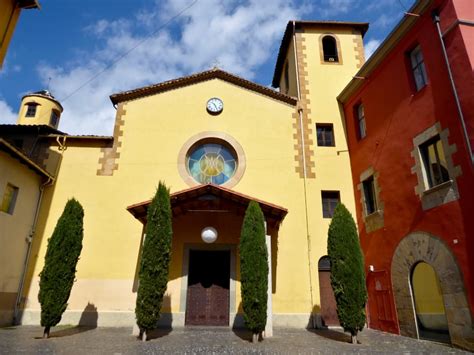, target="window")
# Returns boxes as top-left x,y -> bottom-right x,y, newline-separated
25,103 -> 38,117
284,62 -> 289,94
316,124 -> 335,147
411,123 -> 460,211
358,167 -> 384,232
420,135 -> 449,188
409,46 -> 428,91
1,183 -> 19,214
321,191 -> 340,218
50,110 -> 60,126
322,36 -> 338,62
356,104 -> 366,139
362,176 -> 377,215
187,142 -> 237,185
